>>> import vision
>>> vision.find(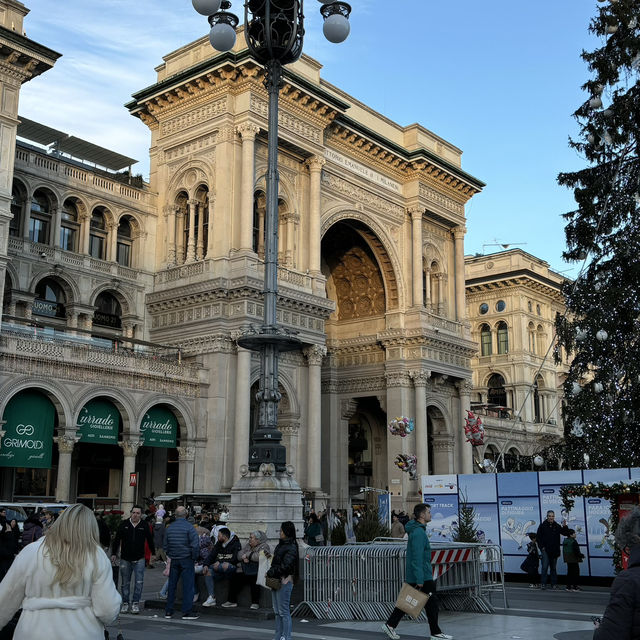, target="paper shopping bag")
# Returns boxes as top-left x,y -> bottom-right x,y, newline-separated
257,550 -> 271,587
395,583 -> 429,619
